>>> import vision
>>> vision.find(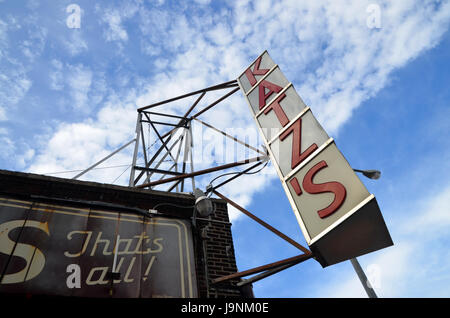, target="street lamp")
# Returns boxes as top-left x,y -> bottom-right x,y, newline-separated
353,169 -> 381,180
351,168 -> 382,298
192,188 -> 214,229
